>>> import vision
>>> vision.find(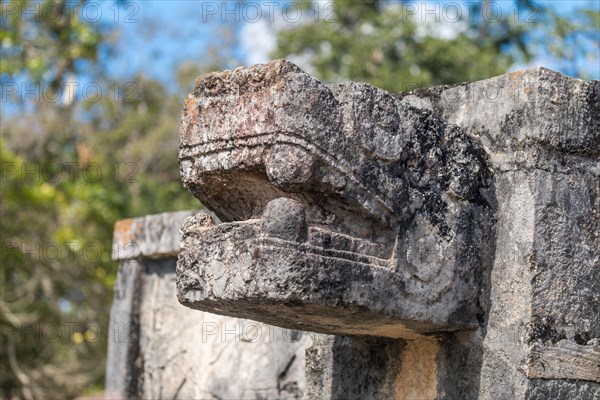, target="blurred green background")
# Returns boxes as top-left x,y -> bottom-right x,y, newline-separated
1,0 -> 598,398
